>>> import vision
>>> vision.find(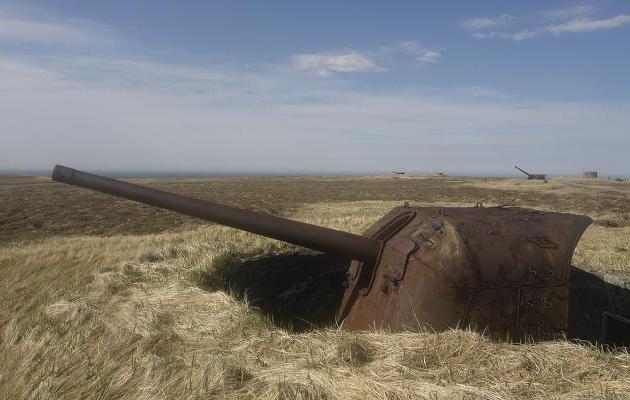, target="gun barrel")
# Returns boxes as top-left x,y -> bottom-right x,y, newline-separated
52,165 -> 381,263
514,166 -> 531,176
